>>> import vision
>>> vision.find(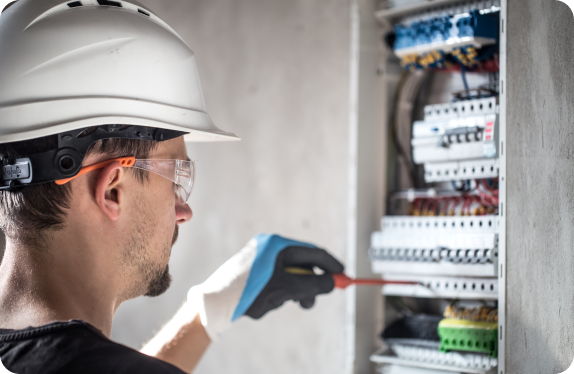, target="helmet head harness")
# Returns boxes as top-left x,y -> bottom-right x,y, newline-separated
0,125 -> 187,191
